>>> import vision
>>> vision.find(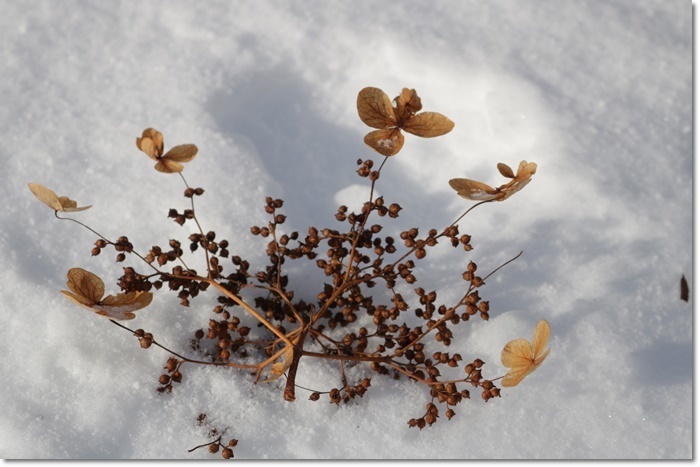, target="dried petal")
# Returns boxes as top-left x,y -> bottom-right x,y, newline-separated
60,268 -> 152,320
357,87 -> 396,129
162,144 -> 198,163
64,267 -> 105,303
515,160 -> 538,179
394,88 -> 423,118
28,183 -> 91,212
364,128 -> 405,157
96,291 -> 153,320
501,320 -> 550,387
501,338 -> 533,369
448,179 -> 501,201
497,163 -> 515,179
136,128 -> 164,159
501,179 -> 532,200
402,112 -> 455,138
262,346 -> 294,382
